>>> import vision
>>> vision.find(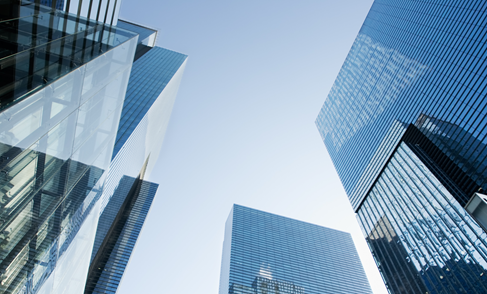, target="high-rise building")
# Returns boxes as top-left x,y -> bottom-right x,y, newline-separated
316,1 -> 487,293
85,36 -> 187,294
0,1 -> 187,294
218,204 -> 372,294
